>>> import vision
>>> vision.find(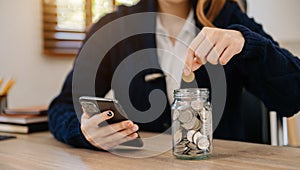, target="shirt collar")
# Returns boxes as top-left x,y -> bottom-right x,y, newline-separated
156,9 -> 195,37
